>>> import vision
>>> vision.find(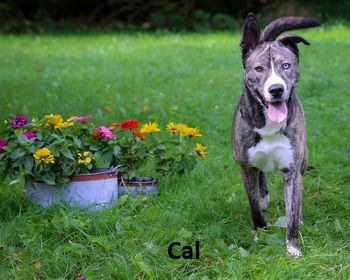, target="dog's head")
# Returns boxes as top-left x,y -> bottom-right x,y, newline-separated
241,13 -> 320,123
